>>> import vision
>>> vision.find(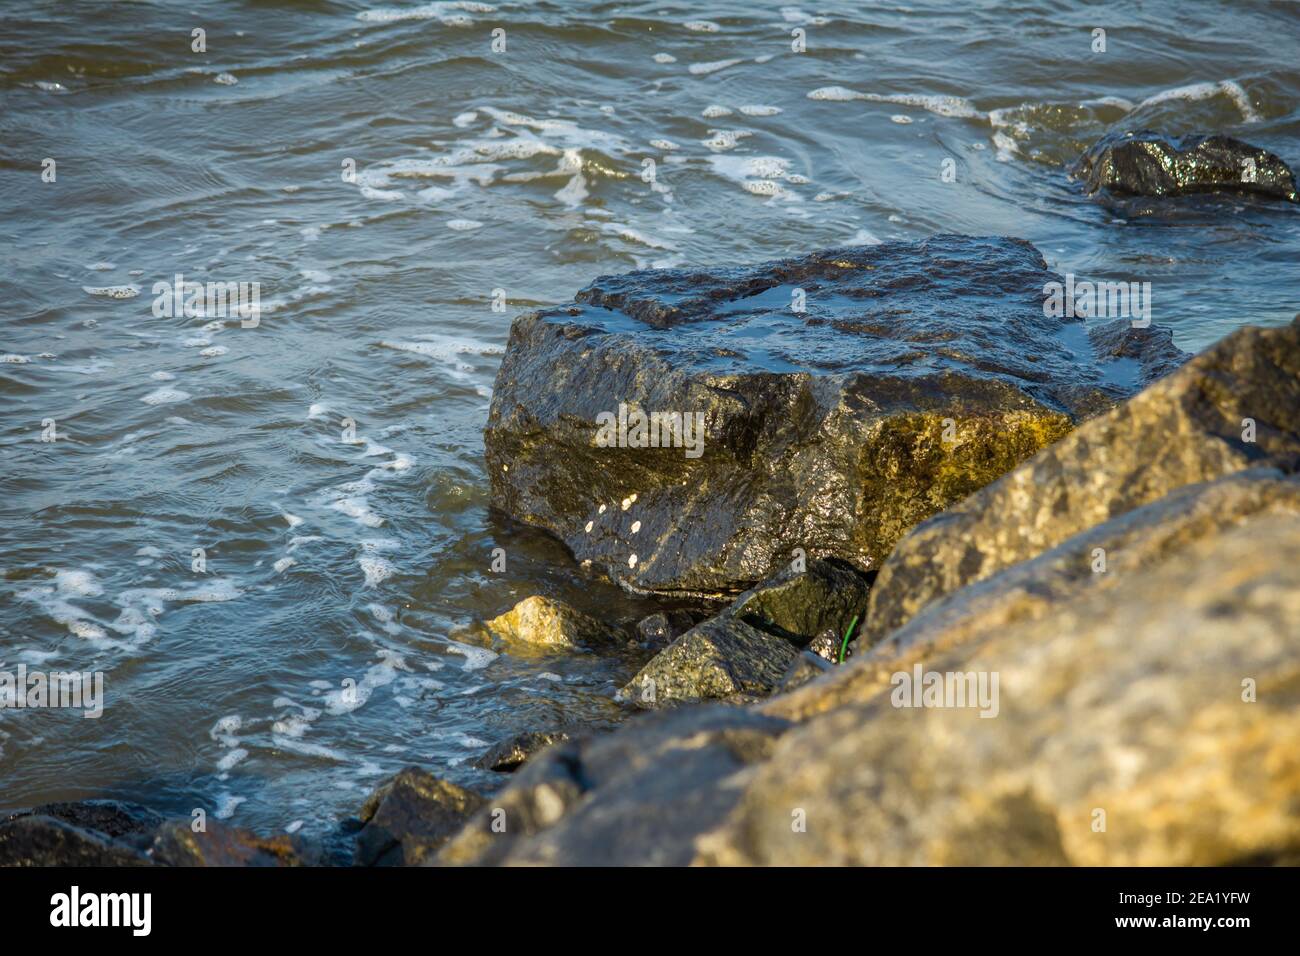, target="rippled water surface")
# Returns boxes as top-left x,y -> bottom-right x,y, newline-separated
2,0 -> 1297,836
